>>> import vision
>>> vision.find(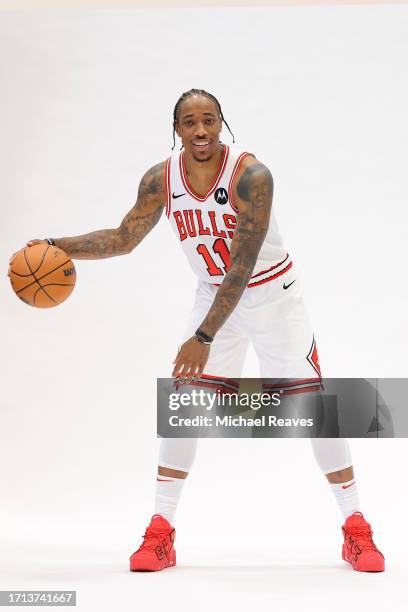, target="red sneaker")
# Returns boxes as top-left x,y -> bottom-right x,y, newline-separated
130,515 -> 176,572
342,512 -> 385,572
